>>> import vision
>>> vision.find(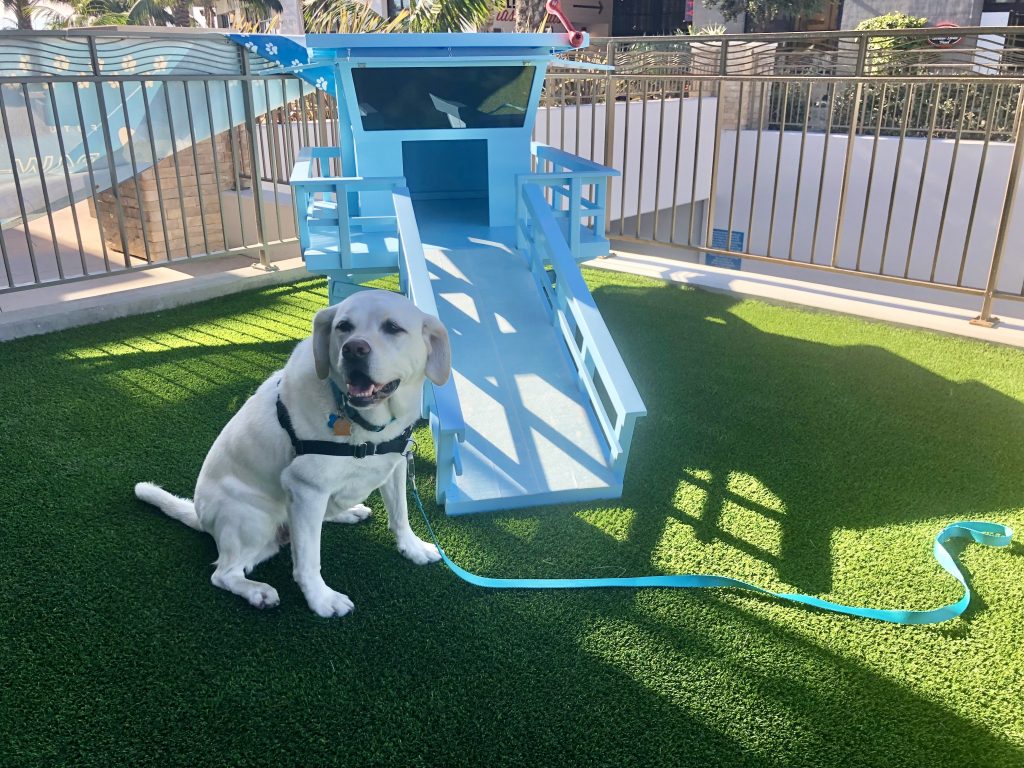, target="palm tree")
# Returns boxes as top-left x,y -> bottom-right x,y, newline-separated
52,0 -> 174,27
408,0 -> 504,32
514,0 -> 545,33
304,0 -> 406,32
228,0 -> 285,30
3,0 -> 59,28
304,0 -> 502,34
